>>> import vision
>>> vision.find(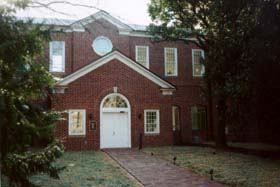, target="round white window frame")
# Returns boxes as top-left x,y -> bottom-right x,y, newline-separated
92,36 -> 113,56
